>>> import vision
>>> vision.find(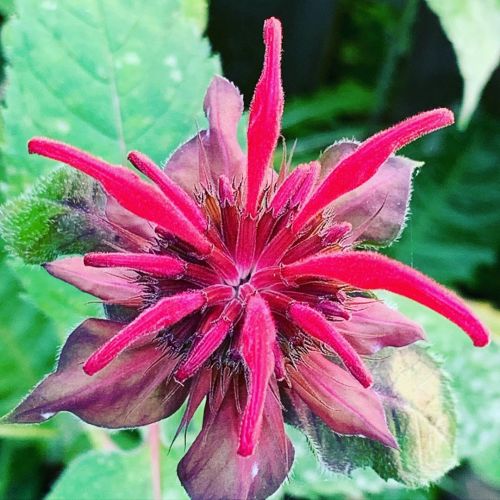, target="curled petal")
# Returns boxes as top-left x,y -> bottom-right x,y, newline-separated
178,380 -> 293,500
44,256 -> 141,306
84,291 -> 207,375
5,319 -> 189,427
245,17 -> 284,215
293,109 -> 454,232
288,351 -> 396,447
284,251 -> 489,347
